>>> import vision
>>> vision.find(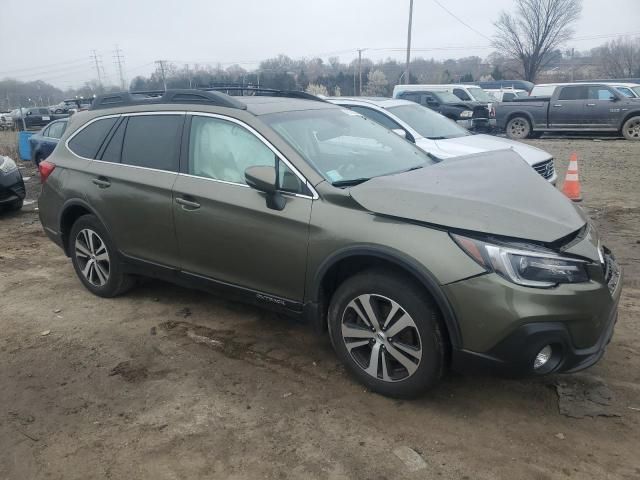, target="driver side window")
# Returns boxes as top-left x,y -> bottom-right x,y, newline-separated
189,116 -> 307,194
